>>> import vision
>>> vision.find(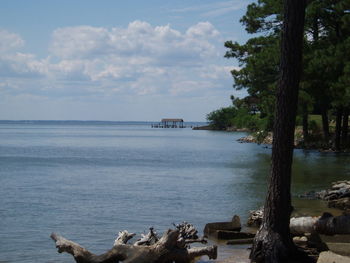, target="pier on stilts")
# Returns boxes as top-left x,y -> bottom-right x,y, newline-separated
152,118 -> 190,128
